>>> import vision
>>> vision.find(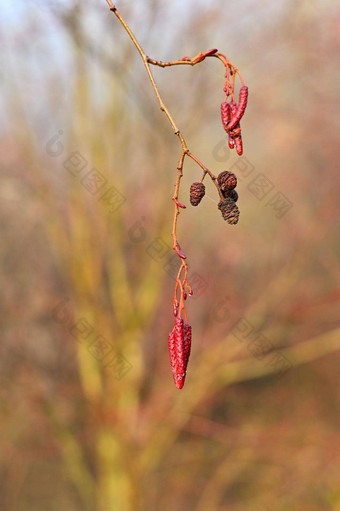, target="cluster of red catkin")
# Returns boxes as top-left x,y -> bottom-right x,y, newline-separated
168,318 -> 192,389
168,260 -> 193,389
221,76 -> 248,155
